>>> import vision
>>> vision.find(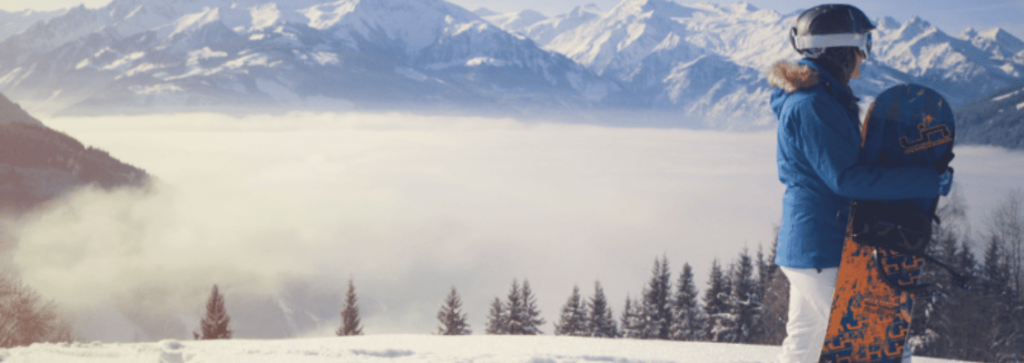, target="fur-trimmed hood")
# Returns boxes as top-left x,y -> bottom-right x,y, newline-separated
767,61 -> 820,93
